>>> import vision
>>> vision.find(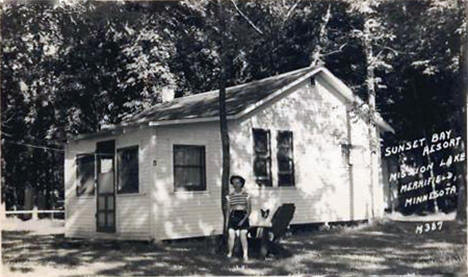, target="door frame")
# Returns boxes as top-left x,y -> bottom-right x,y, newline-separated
96,140 -> 116,233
